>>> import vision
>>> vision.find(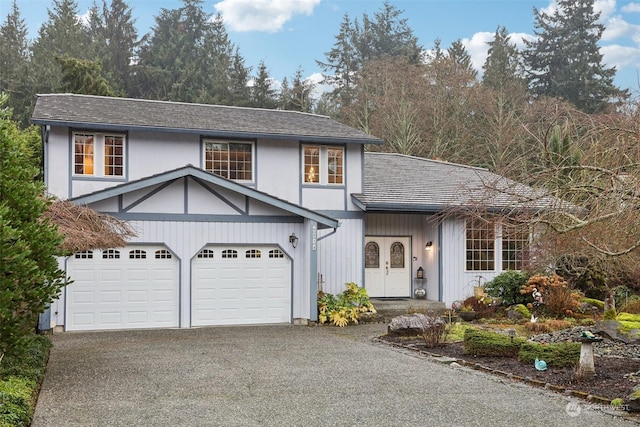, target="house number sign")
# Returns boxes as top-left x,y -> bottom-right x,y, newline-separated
312,225 -> 317,251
